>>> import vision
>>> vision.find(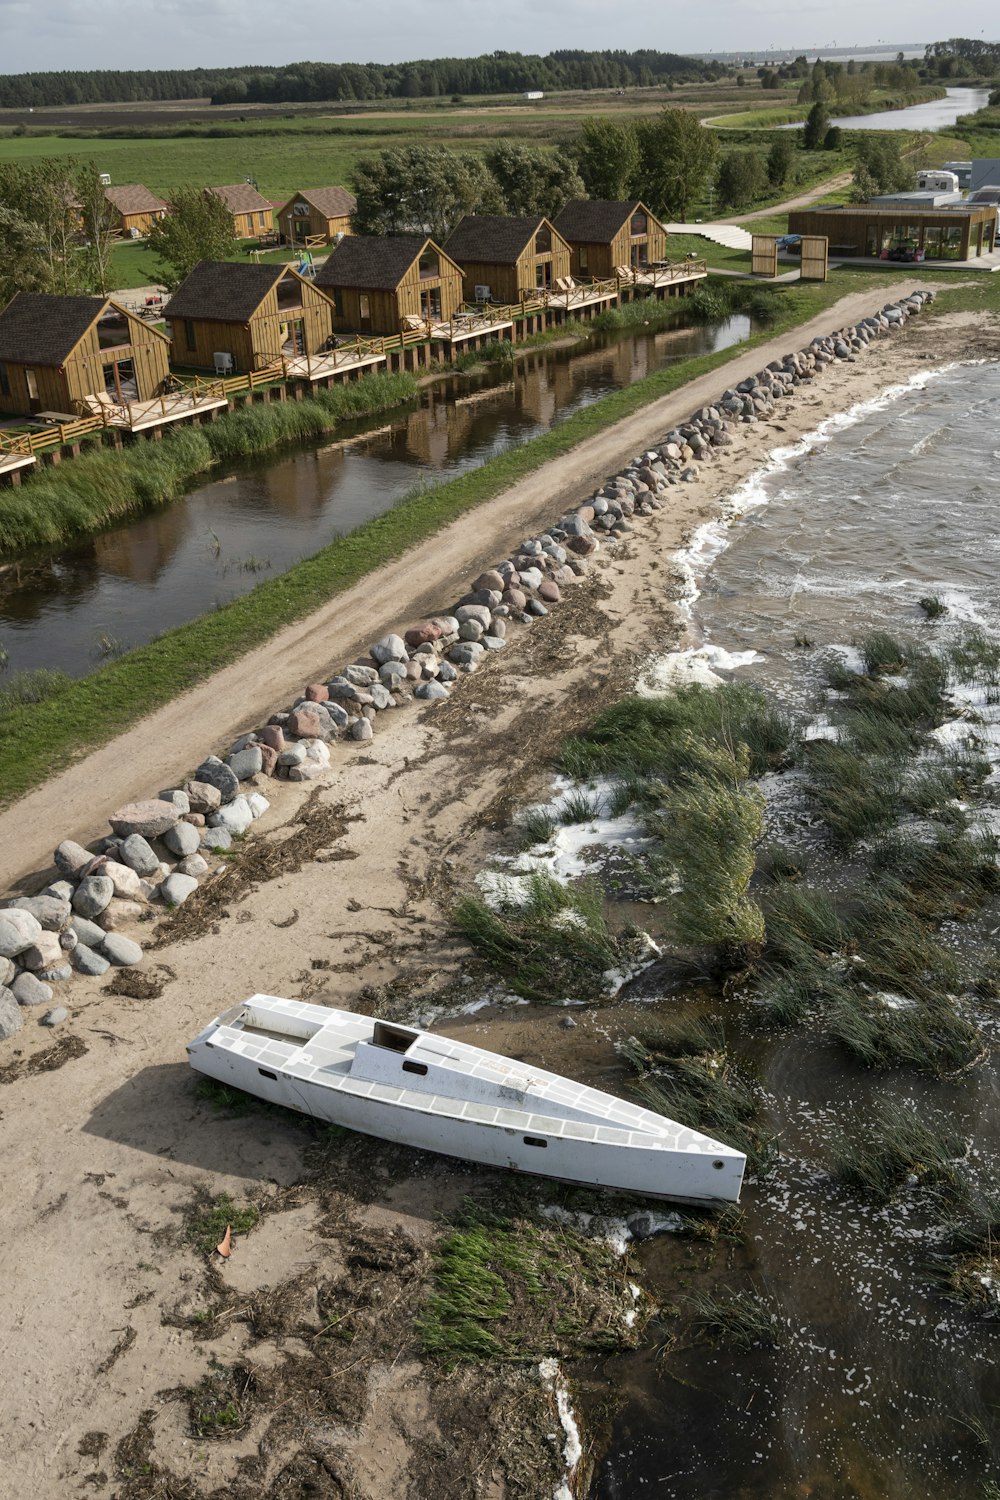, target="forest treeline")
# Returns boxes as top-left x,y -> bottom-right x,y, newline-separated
0,50 -> 722,110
